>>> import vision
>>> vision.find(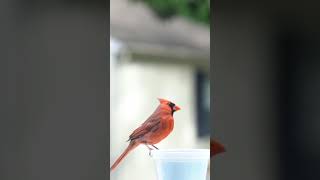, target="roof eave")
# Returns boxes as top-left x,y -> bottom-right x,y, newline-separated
121,41 -> 210,71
